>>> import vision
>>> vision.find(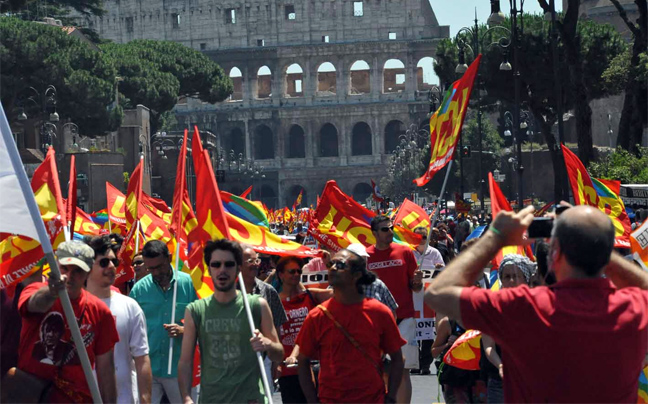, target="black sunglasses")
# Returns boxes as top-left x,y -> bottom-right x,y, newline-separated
328,260 -> 347,270
133,260 -> 144,266
286,269 -> 303,275
99,258 -> 120,268
379,225 -> 394,233
209,260 -> 237,269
